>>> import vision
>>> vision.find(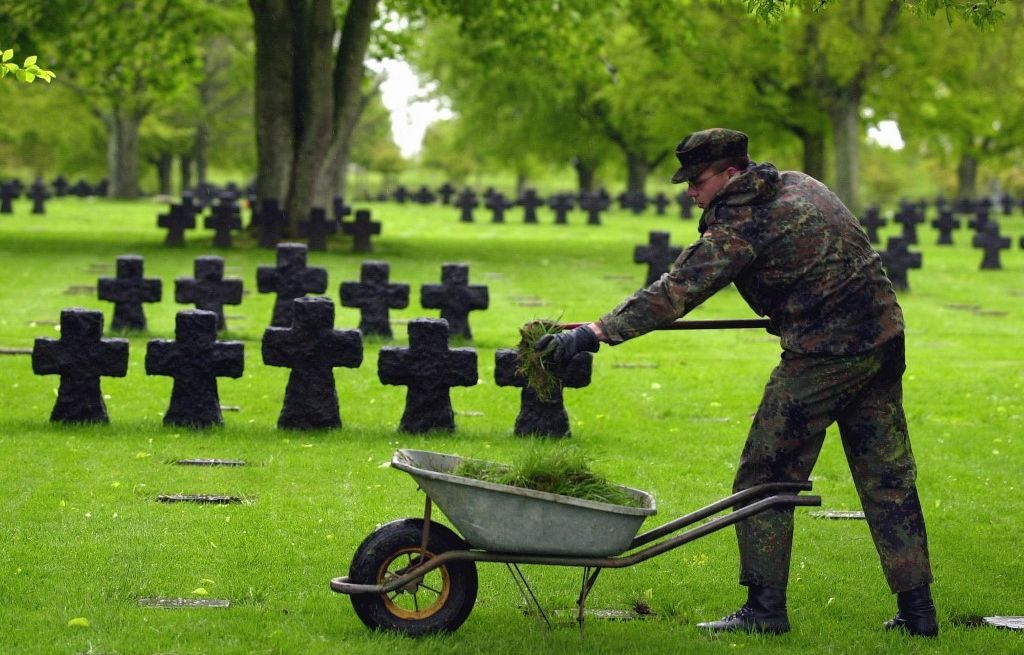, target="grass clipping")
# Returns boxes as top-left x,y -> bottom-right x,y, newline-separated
515,319 -> 564,402
453,445 -> 644,508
